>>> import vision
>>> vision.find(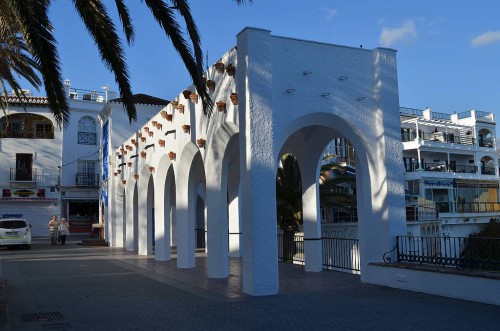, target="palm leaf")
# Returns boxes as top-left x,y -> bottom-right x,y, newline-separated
114,0 -> 135,45
72,0 -> 137,122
